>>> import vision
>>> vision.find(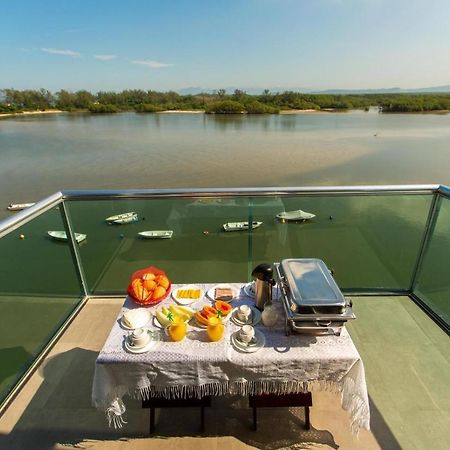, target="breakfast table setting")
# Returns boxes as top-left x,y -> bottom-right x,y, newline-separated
92,264 -> 370,433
